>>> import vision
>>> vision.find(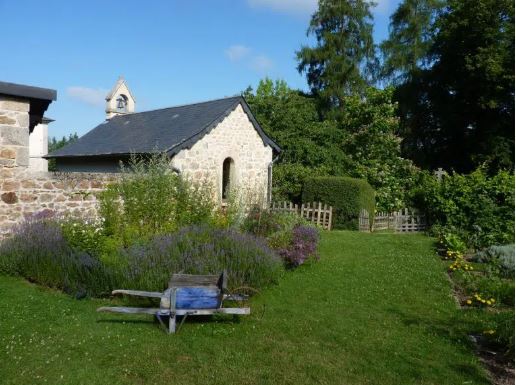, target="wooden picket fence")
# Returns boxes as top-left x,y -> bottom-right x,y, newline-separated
359,208 -> 426,233
270,201 -> 333,230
